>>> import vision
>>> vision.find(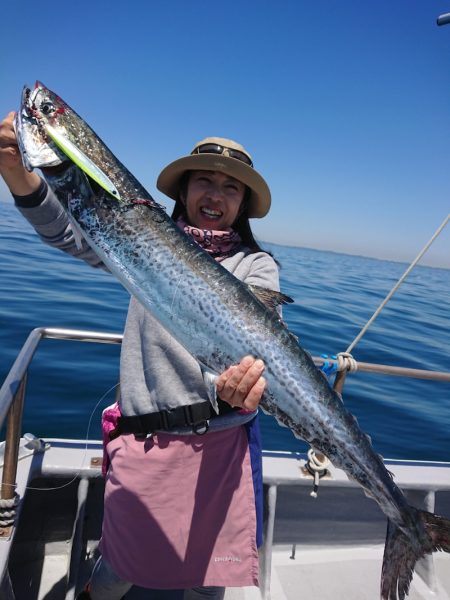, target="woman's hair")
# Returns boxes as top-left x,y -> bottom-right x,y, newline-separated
171,171 -> 268,254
